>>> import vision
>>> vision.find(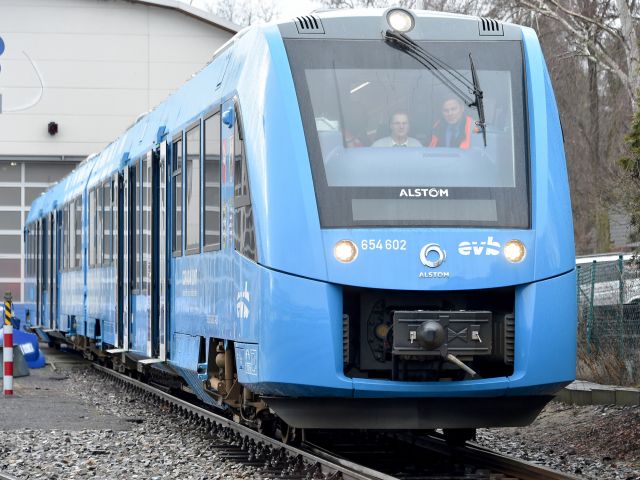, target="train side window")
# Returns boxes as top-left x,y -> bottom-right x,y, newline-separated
103,180 -> 112,265
233,107 -> 257,261
69,200 -> 75,270
24,227 -> 28,277
38,220 -> 43,287
75,199 -> 82,269
31,226 -> 35,277
35,221 -> 39,283
63,205 -> 69,271
112,178 -> 117,264
42,218 -> 48,290
29,227 -> 33,277
97,184 -> 103,266
89,188 -> 96,268
25,227 -> 31,278
69,204 -> 73,269
29,226 -> 32,278
204,112 -> 221,251
60,207 -> 65,271
172,138 -> 183,257
185,123 -> 201,254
